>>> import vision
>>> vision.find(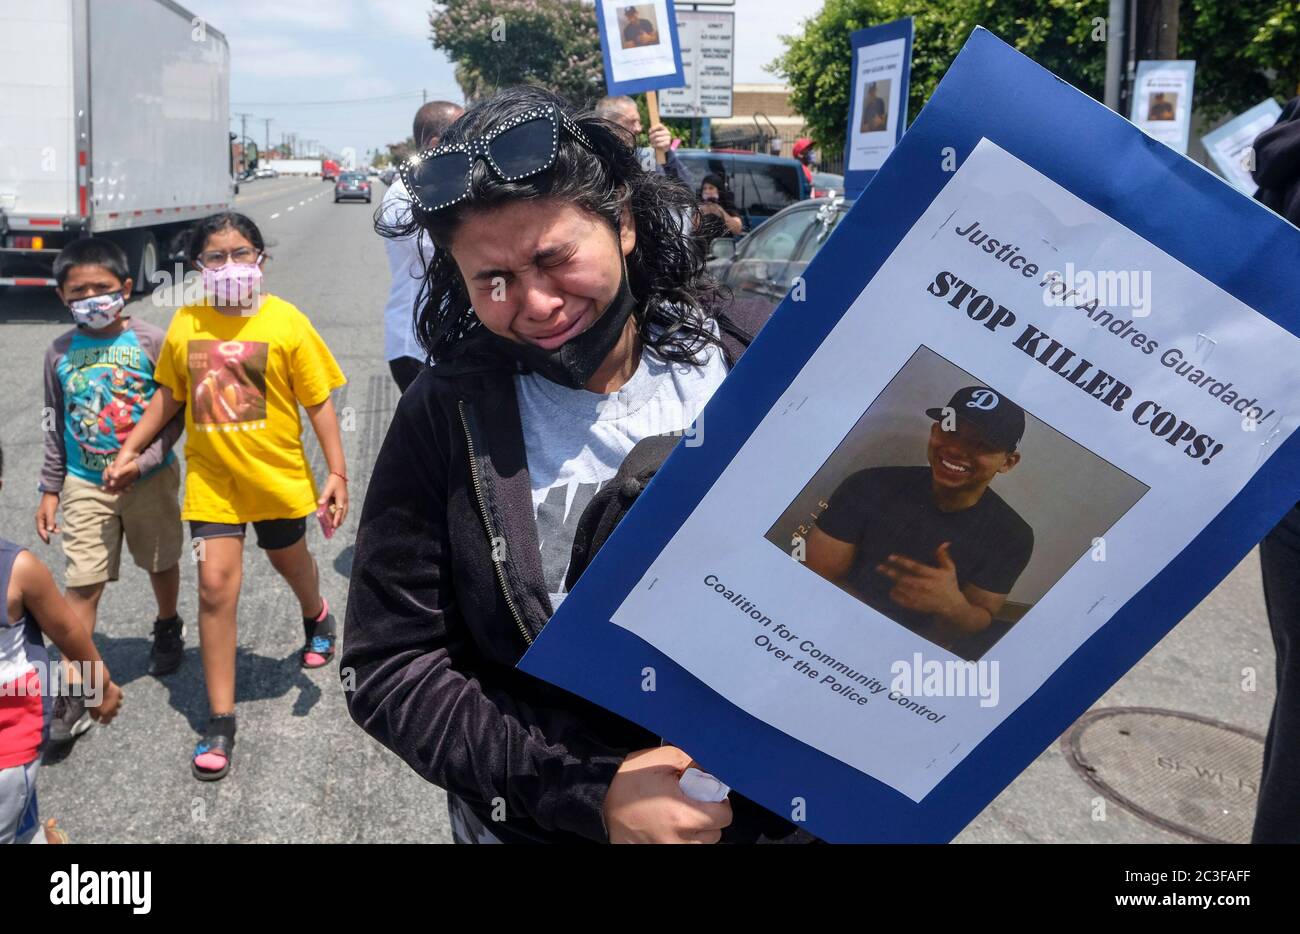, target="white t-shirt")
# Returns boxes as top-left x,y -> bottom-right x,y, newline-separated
378,177 -> 431,362
516,329 -> 728,607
